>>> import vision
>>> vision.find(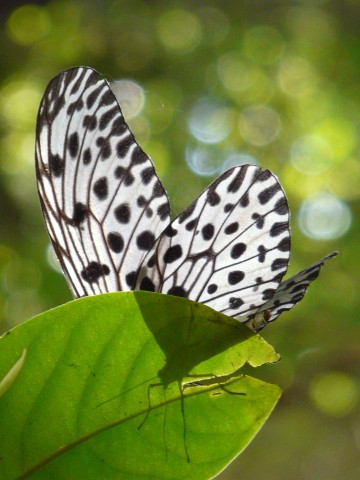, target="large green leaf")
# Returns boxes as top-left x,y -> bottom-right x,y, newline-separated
0,291 -> 281,480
